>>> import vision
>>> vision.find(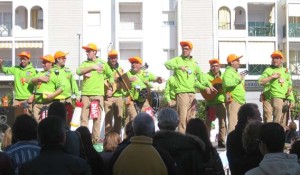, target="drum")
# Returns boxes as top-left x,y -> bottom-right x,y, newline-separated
149,91 -> 160,113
